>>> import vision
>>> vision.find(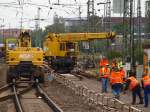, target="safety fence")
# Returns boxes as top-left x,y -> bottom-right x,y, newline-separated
52,73 -> 142,112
